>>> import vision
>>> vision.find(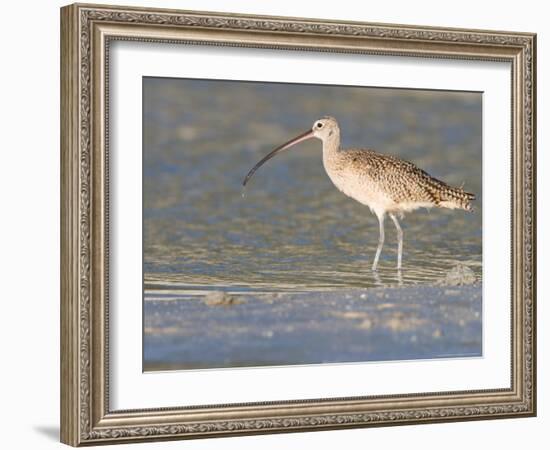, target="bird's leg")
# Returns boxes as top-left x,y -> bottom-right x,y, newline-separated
372,213 -> 385,271
389,213 -> 403,270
